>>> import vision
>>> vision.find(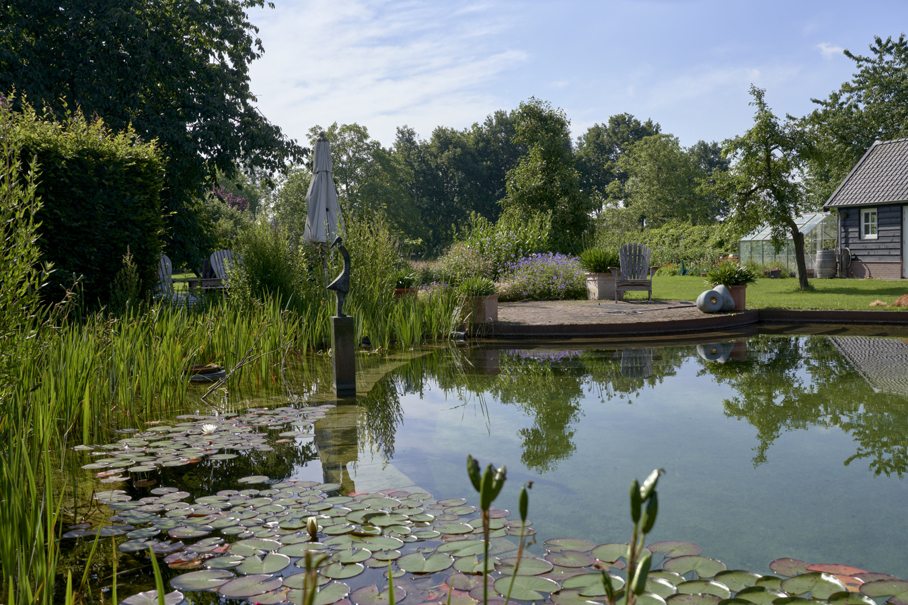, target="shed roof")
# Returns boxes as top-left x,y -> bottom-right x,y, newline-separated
824,138 -> 908,209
